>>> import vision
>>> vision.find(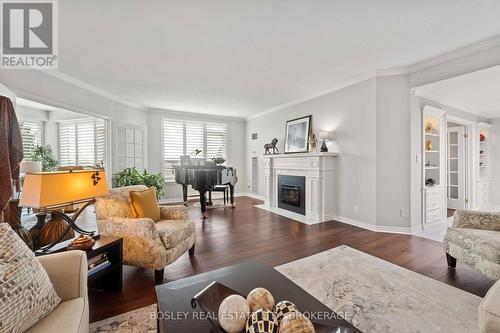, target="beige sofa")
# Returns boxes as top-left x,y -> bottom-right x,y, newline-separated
95,185 -> 196,284
480,278 -> 500,332
27,250 -> 89,333
444,210 -> 500,280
